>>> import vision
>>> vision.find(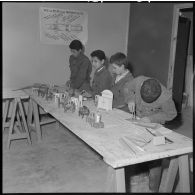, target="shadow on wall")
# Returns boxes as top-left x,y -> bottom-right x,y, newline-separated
164,113 -> 183,130
128,61 -> 134,76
